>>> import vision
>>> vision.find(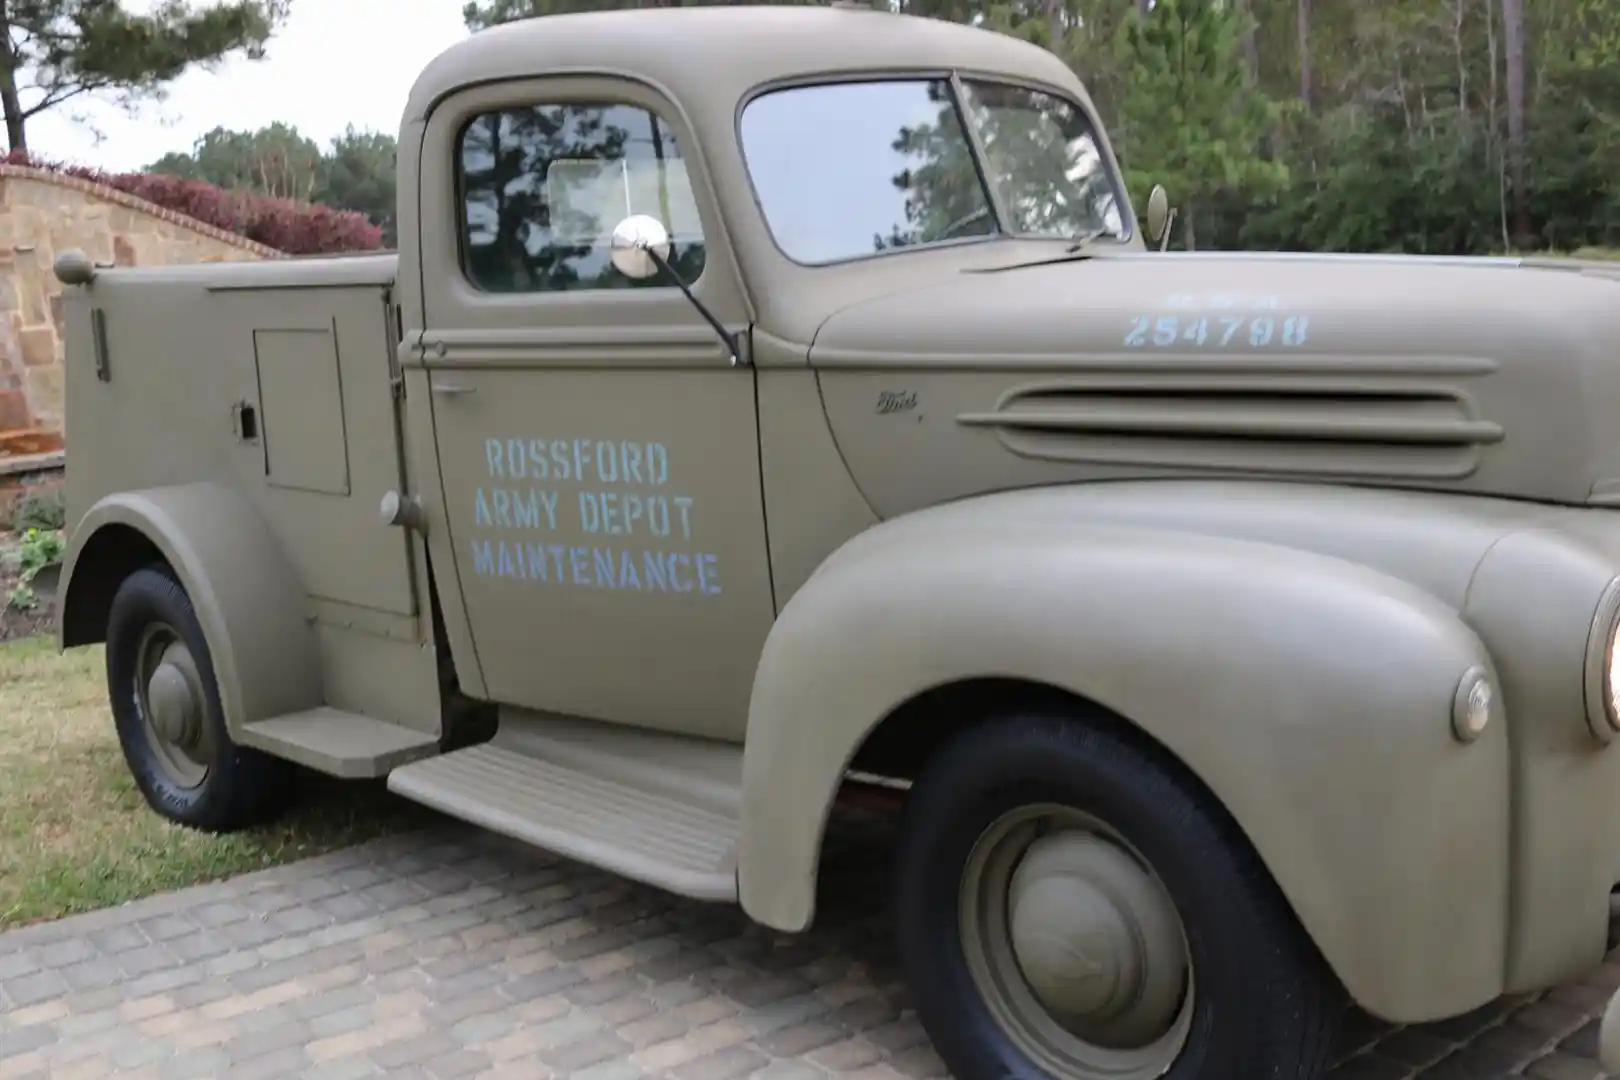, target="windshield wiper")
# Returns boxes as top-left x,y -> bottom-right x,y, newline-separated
1064,227 -> 1113,253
